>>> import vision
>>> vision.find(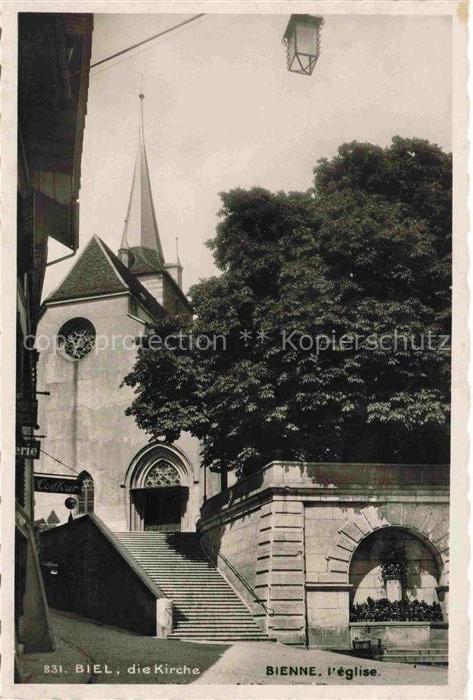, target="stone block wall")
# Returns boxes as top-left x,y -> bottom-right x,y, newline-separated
305,504 -> 351,583
39,514 -> 162,636
304,500 -> 449,647
198,461 -> 449,649
306,587 -> 351,648
254,499 -> 306,644
304,505 -> 353,646
200,503 -> 262,616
